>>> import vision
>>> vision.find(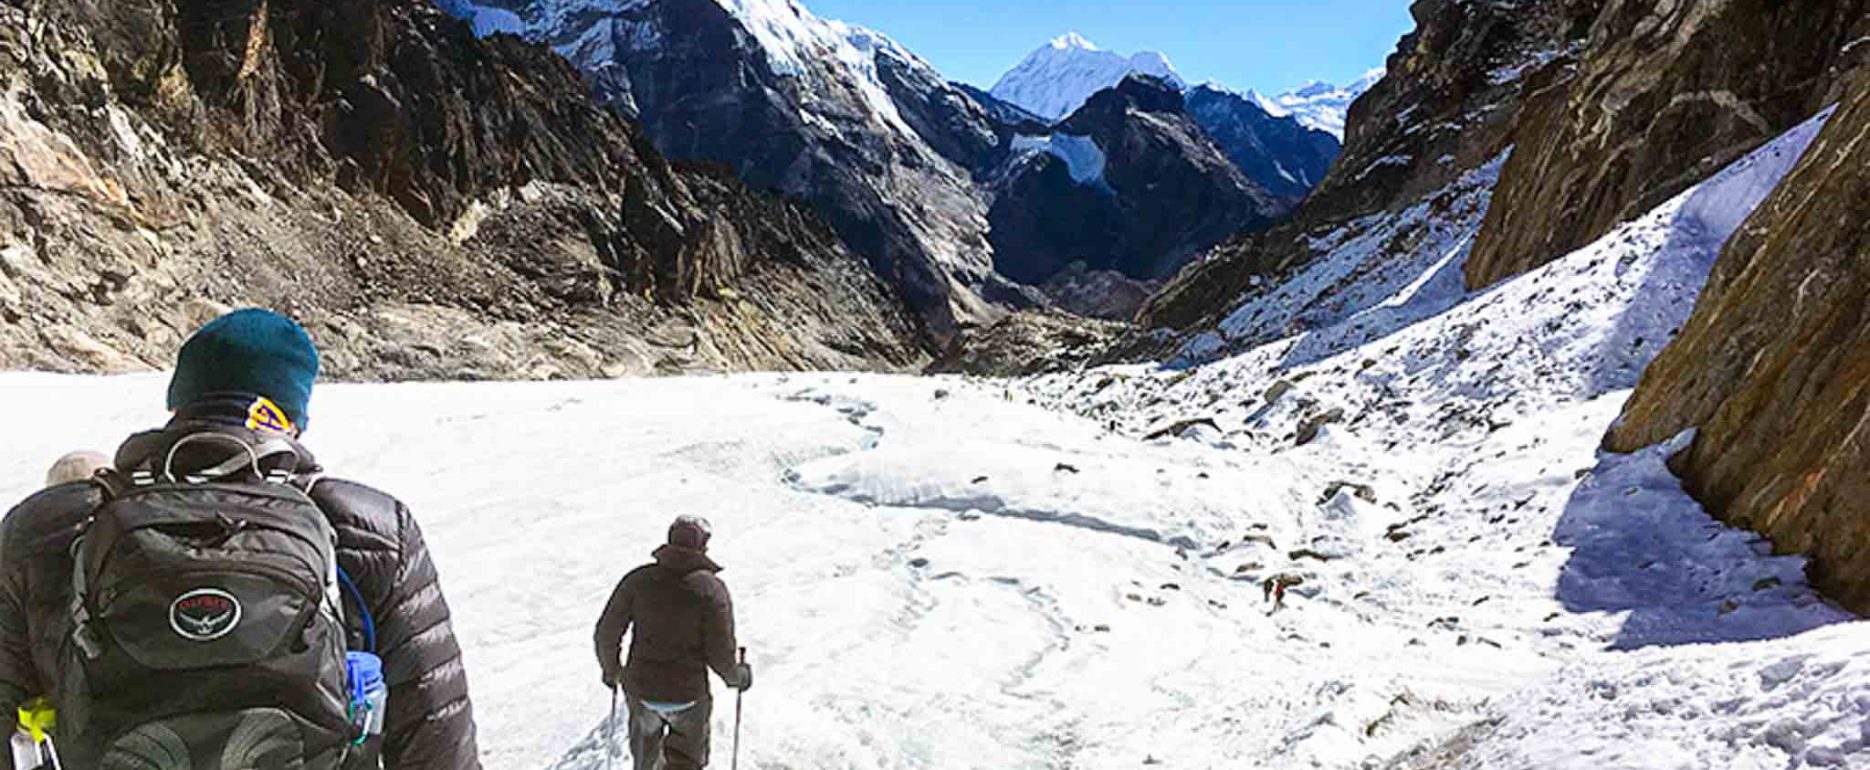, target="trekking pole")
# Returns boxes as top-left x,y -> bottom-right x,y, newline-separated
605,686 -> 619,770
731,647 -> 747,770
